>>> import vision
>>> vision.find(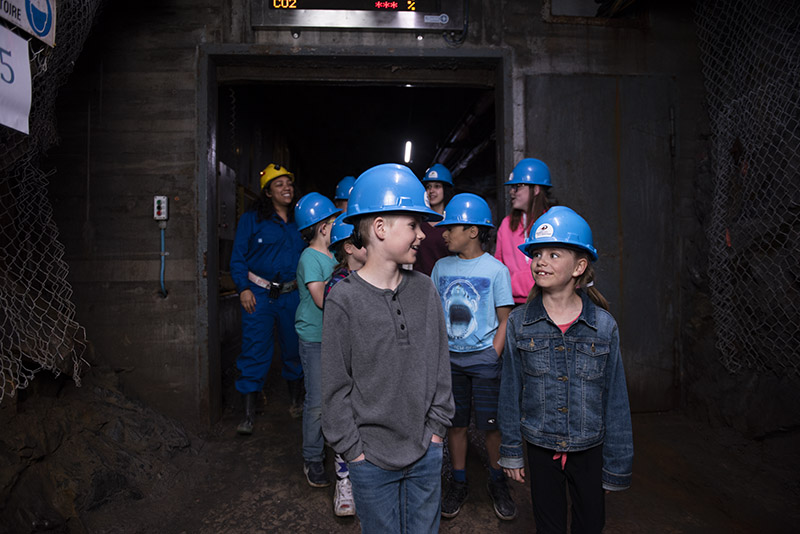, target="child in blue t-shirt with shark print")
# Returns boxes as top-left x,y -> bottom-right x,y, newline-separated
430,193 -> 516,521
